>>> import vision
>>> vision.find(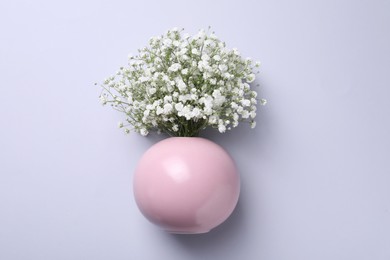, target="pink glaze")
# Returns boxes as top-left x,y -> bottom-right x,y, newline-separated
133,137 -> 240,234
